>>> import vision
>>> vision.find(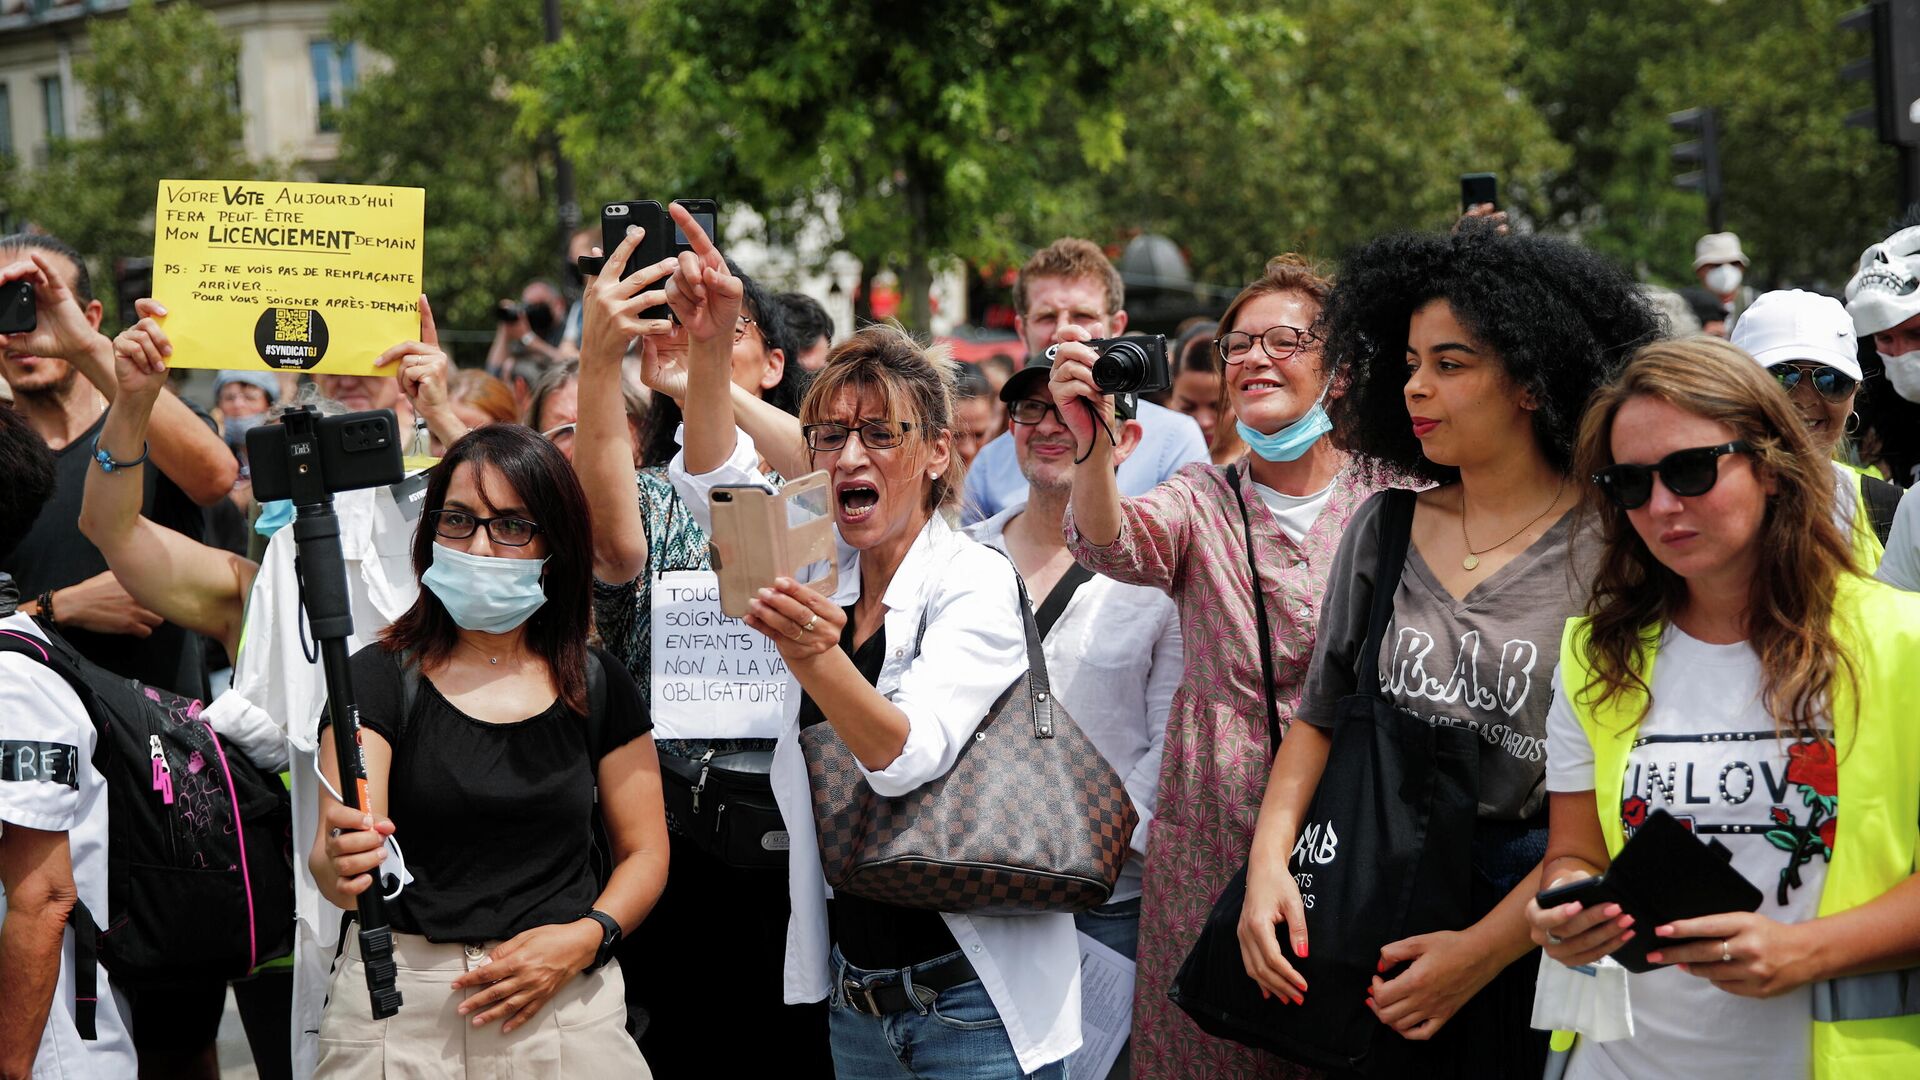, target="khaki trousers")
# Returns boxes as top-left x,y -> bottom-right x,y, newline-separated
316,929 -> 652,1079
